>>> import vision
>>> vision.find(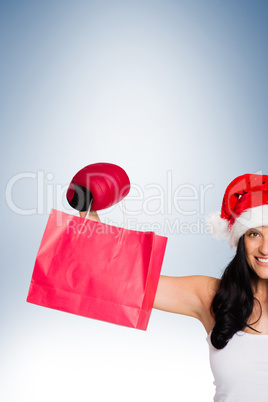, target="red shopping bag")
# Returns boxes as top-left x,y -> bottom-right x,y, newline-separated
27,209 -> 167,330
